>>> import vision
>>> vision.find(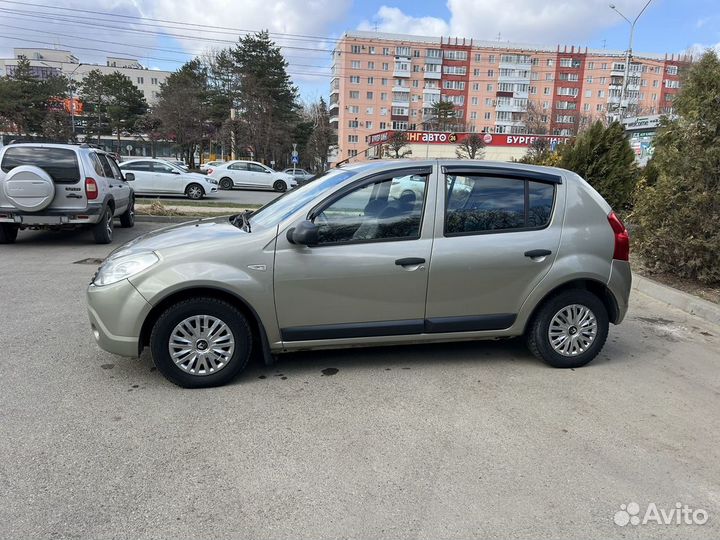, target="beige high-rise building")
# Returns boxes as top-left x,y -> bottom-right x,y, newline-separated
329,31 -> 690,163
